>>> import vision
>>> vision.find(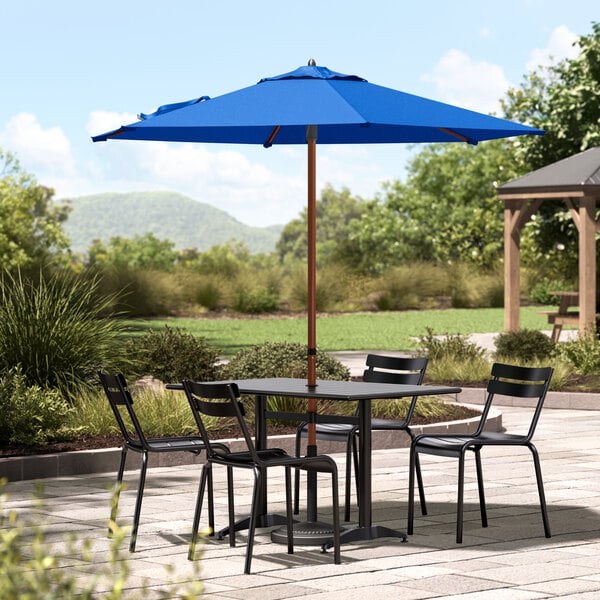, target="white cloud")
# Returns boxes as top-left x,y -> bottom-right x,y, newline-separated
0,112 -> 76,176
421,49 -> 510,114
526,25 -> 579,71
